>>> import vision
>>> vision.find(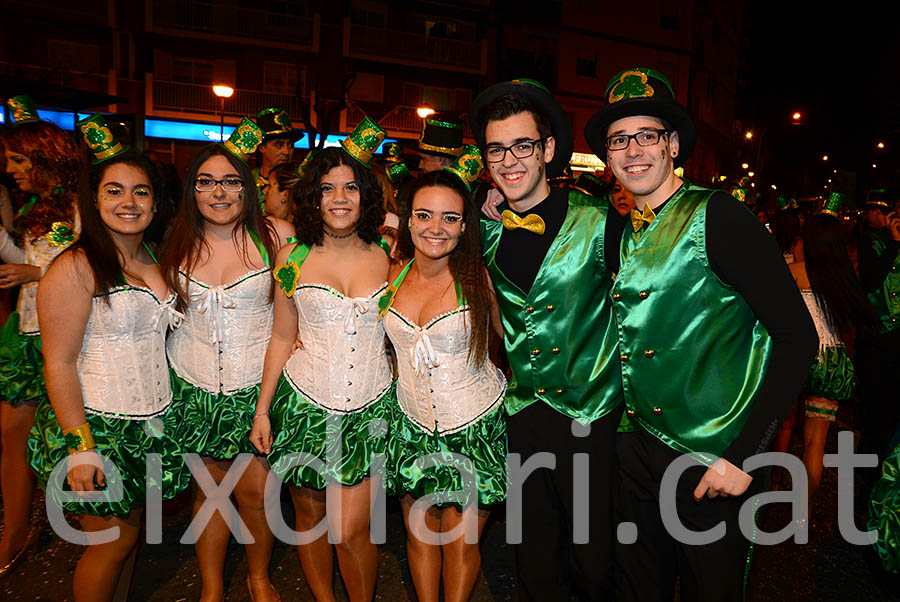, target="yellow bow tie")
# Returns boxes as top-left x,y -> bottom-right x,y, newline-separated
630,204 -> 657,232
501,210 -> 546,235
